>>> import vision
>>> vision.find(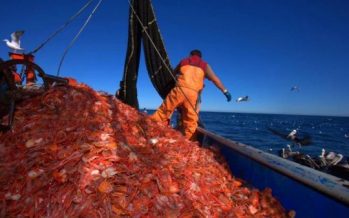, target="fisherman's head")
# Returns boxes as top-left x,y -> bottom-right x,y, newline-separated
190,49 -> 202,58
